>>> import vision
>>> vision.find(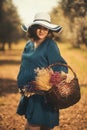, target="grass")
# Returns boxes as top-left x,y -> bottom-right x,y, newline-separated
81,87 -> 87,94
0,40 -> 87,88
58,42 -> 87,86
